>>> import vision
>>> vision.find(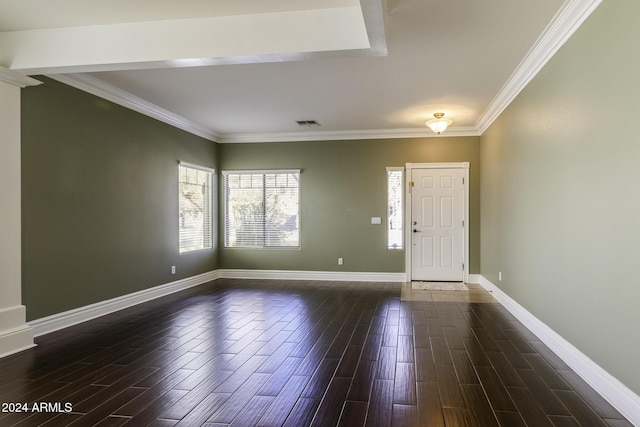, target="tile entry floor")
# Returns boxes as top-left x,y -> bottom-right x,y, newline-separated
0,278 -> 632,426
402,283 -> 497,304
